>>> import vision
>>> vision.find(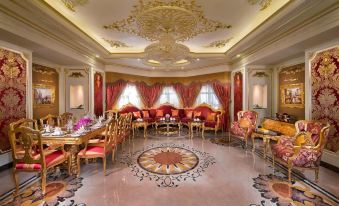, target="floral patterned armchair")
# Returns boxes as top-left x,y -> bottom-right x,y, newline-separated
229,111 -> 258,148
271,120 -> 330,182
